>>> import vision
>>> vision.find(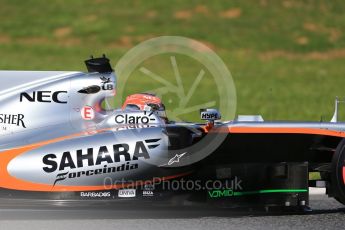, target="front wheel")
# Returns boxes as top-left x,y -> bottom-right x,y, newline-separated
331,139 -> 345,204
